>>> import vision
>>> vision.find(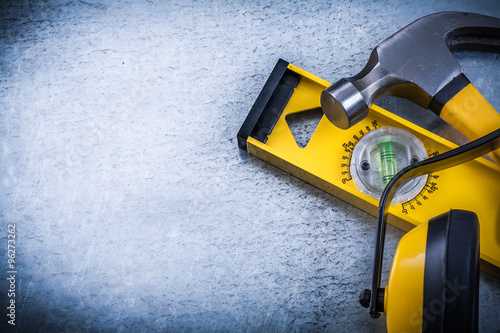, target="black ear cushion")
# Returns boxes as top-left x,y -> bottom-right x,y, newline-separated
423,210 -> 480,333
